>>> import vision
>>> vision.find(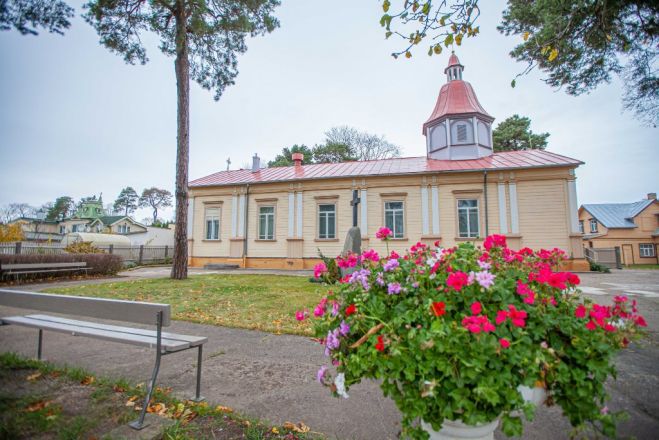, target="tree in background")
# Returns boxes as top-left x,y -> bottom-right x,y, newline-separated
46,196 -> 74,221
324,126 -> 401,161
113,187 -> 139,216
139,188 -> 173,225
8,203 -> 36,218
380,1 -> 657,126
85,0 -> 280,280
312,142 -> 356,163
0,0 -> 74,35
492,115 -> 549,152
268,144 -> 314,167
0,223 -> 25,242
